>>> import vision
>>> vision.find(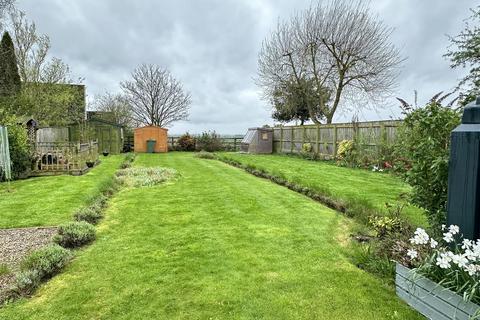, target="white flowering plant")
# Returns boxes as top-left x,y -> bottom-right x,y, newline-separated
406,225 -> 480,304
